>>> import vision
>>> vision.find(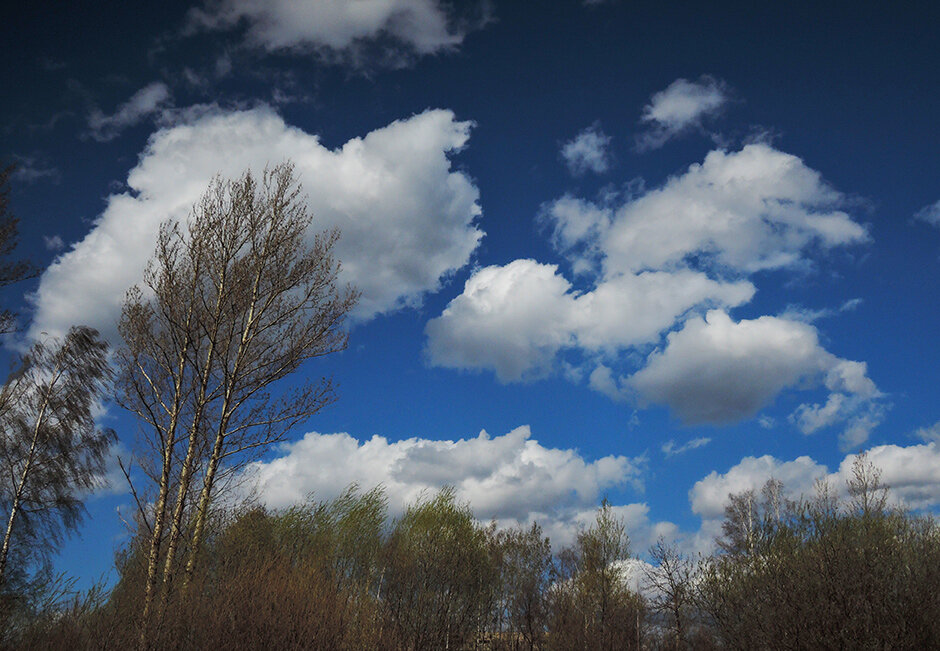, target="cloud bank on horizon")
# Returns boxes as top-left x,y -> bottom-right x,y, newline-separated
242,425 -> 661,548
